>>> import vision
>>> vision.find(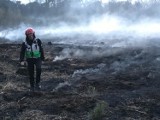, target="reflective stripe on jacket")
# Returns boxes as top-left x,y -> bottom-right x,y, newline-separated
25,39 -> 41,58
